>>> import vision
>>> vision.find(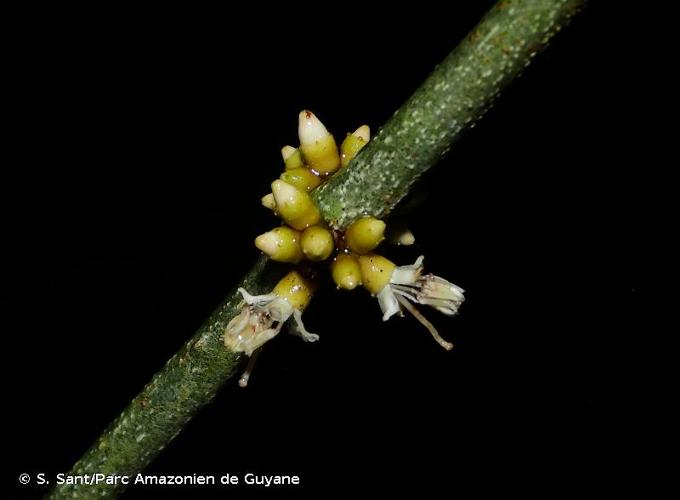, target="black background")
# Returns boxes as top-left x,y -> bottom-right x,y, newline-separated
3,2 -> 657,498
